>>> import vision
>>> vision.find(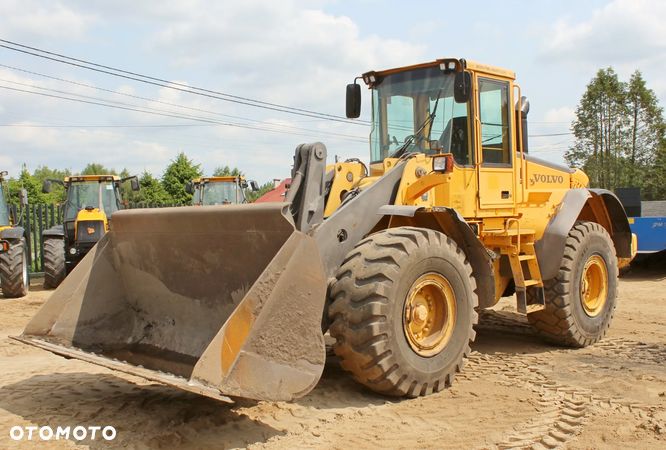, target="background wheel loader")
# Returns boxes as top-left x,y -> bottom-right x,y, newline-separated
15,58 -> 635,403
0,171 -> 29,298
185,176 -> 258,205
41,174 -> 139,289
